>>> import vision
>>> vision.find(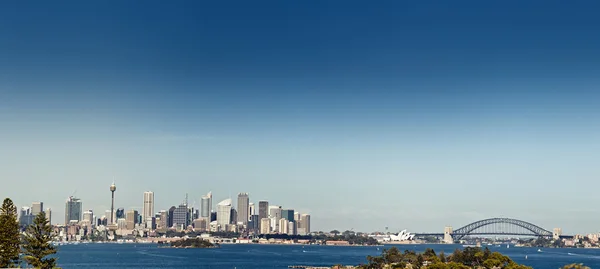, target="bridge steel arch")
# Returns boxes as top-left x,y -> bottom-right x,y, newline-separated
452,218 -> 552,241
